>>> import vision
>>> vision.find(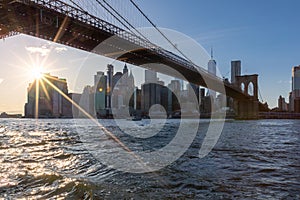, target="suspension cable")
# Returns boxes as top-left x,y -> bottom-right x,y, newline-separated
69,0 -> 85,12
258,85 -> 264,102
129,0 -> 199,68
70,0 -> 138,39
100,0 -> 151,43
71,0 -> 199,68
94,0 -> 140,37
